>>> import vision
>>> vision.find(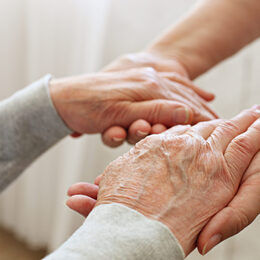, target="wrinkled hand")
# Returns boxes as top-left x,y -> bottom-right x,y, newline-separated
50,68 -> 197,135
67,106 -> 260,256
101,52 -> 217,147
